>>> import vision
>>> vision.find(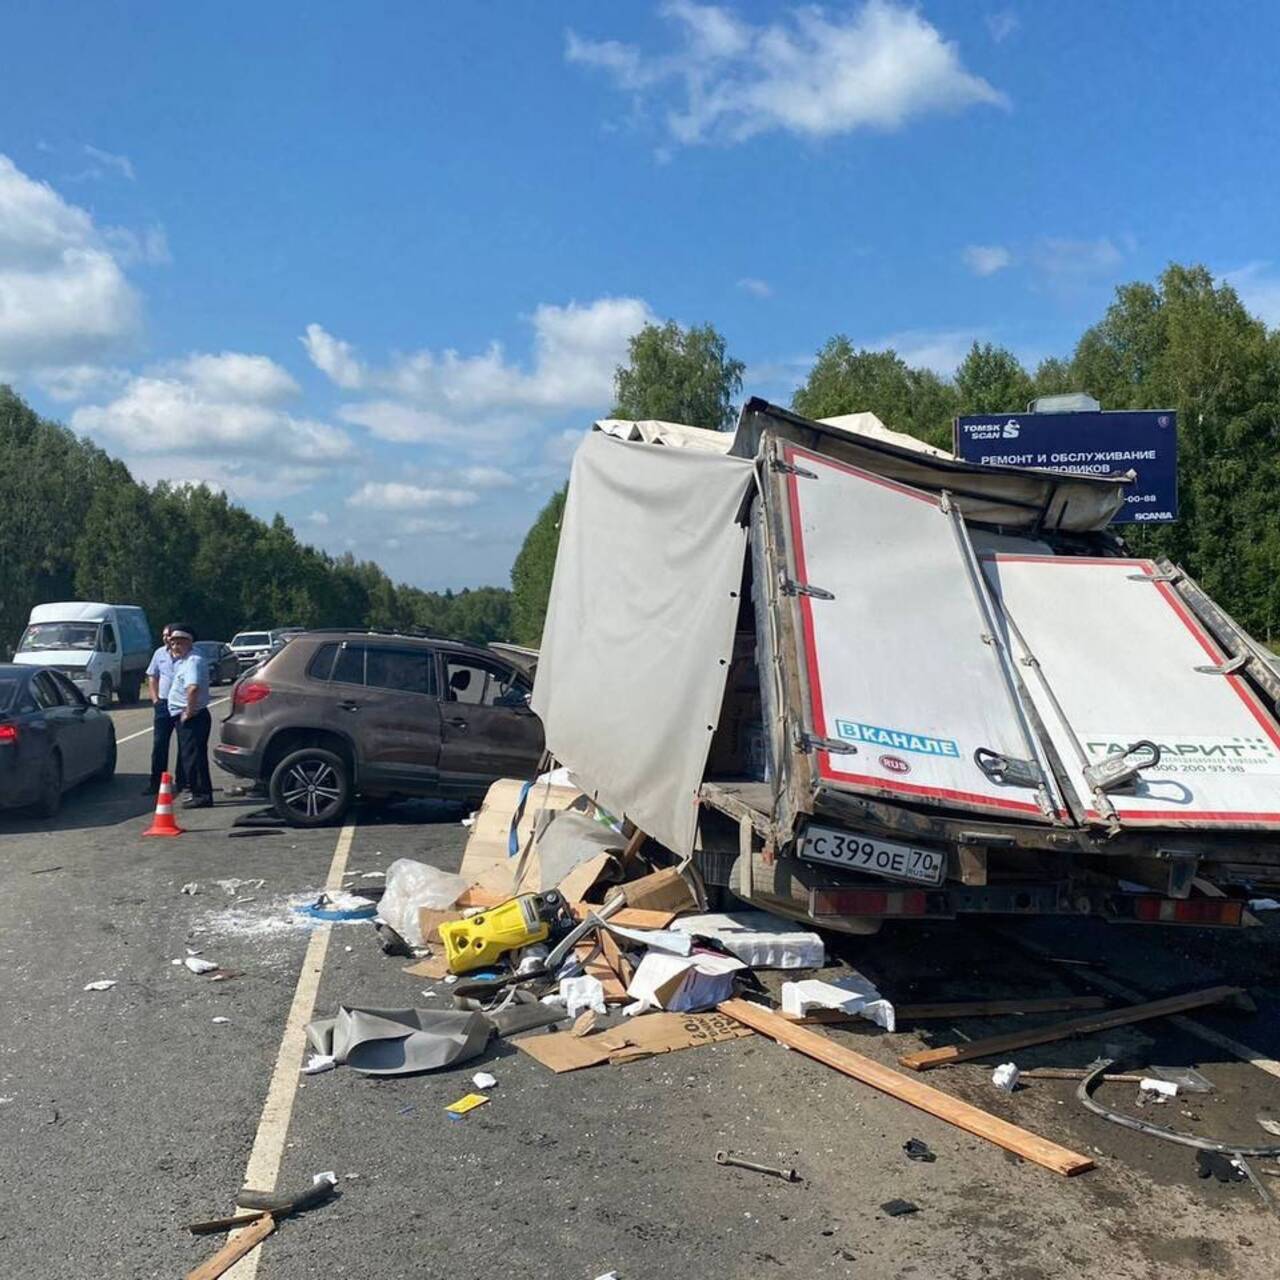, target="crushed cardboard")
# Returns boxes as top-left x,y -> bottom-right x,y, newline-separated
515,1009 -> 753,1073
620,866 -> 700,914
